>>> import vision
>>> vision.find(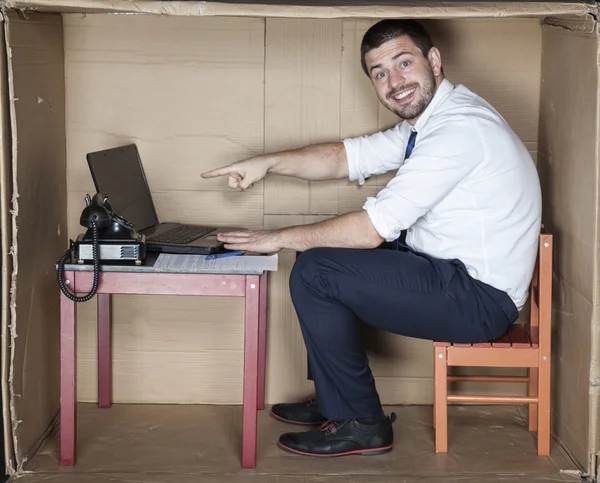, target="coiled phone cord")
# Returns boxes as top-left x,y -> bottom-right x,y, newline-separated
56,217 -> 101,302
